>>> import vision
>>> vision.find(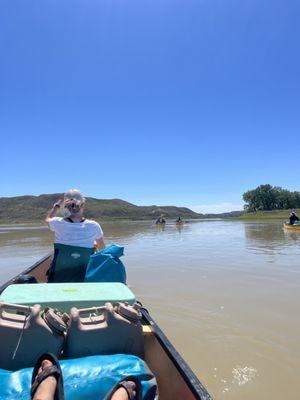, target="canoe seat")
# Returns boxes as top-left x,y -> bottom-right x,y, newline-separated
48,243 -> 94,283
